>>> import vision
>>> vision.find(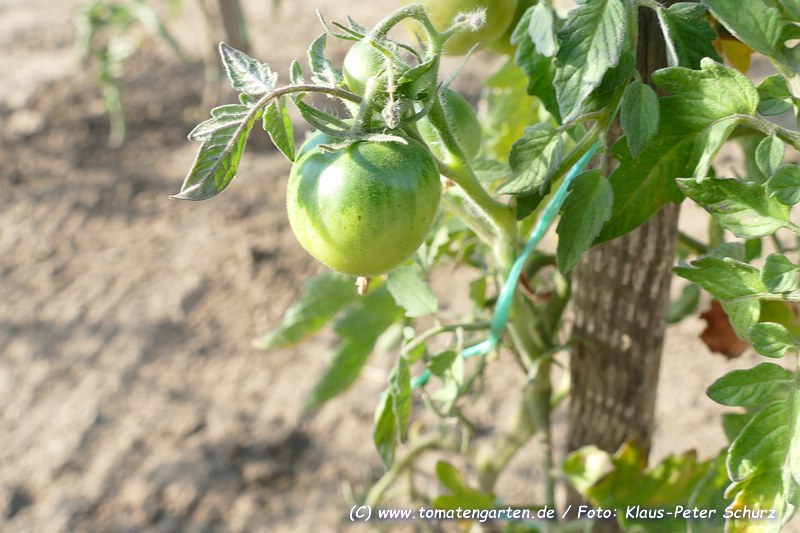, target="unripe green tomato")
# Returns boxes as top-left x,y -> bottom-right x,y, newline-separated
287,132 -> 441,277
416,88 -> 482,161
490,0 -> 537,55
342,40 -> 386,96
402,0 -> 518,56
